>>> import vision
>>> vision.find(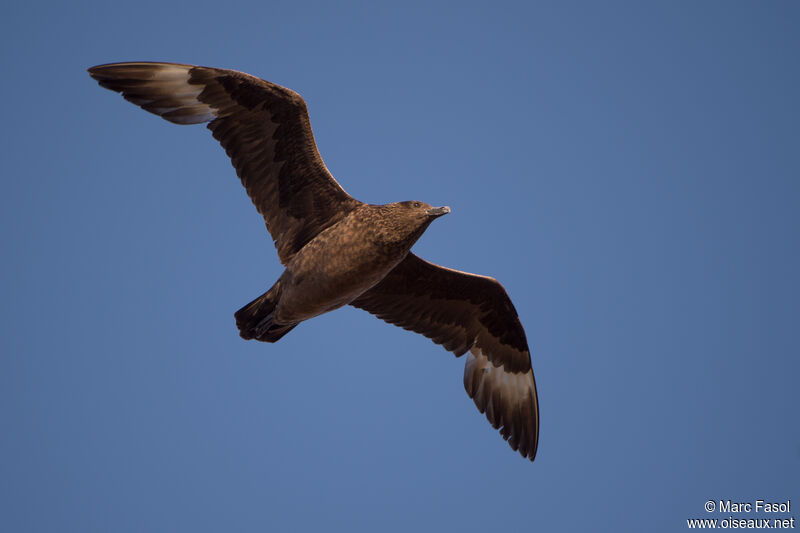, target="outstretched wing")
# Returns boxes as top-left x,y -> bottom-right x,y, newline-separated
88,62 -> 360,264
351,253 -> 539,461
